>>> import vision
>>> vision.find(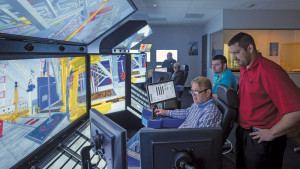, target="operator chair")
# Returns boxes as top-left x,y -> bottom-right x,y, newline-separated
164,64 -> 189,110
181,64 -> 189,84
176,64 -> 189,108
215,84 -> 239,150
